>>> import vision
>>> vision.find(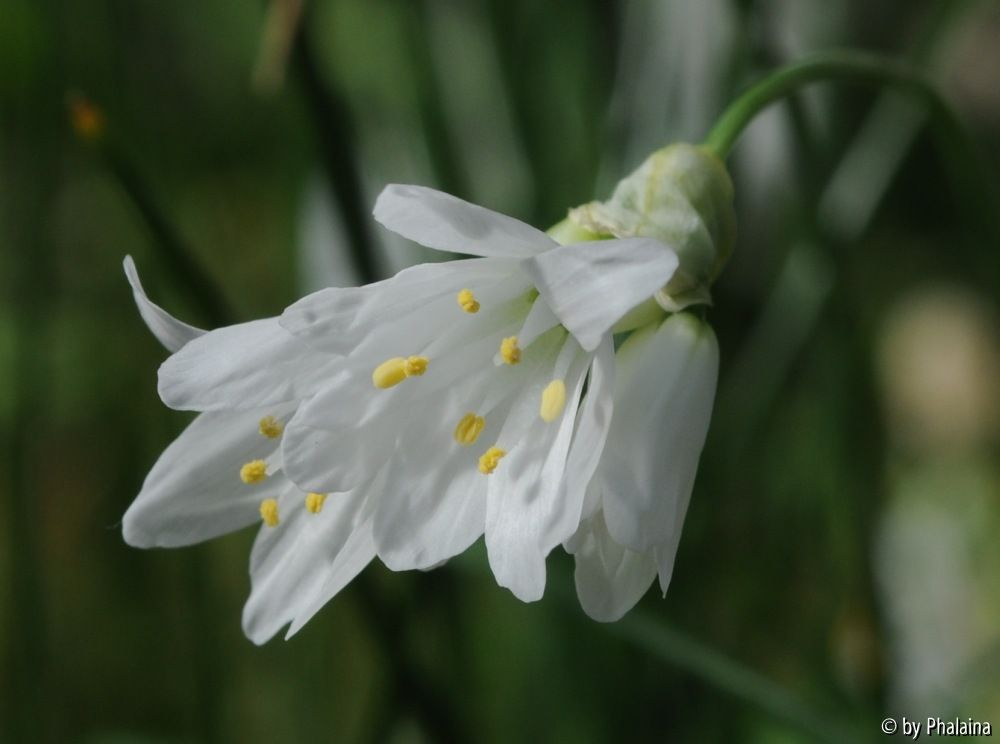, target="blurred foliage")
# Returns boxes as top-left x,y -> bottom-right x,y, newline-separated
2,0 -> 999,742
